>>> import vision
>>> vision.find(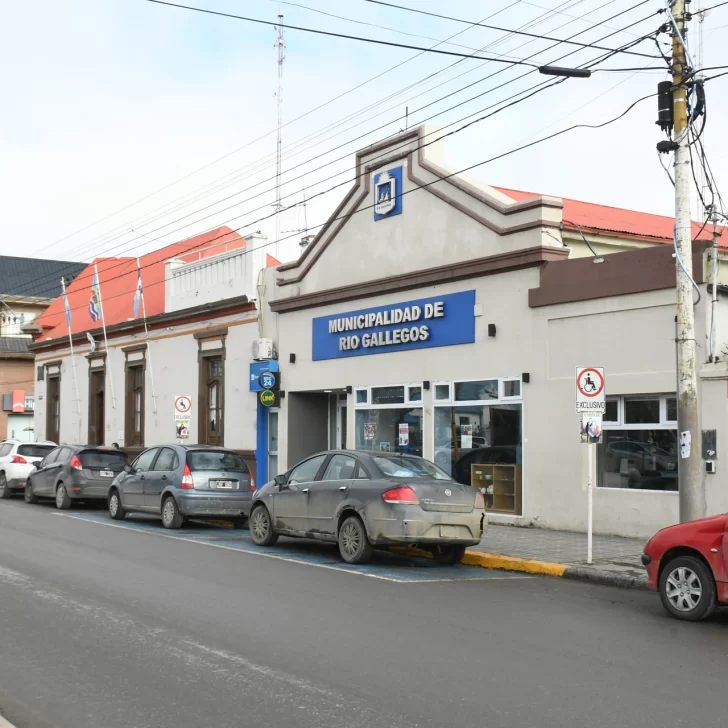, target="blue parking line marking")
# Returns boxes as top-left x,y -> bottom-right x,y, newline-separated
53,512 -> 529,583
